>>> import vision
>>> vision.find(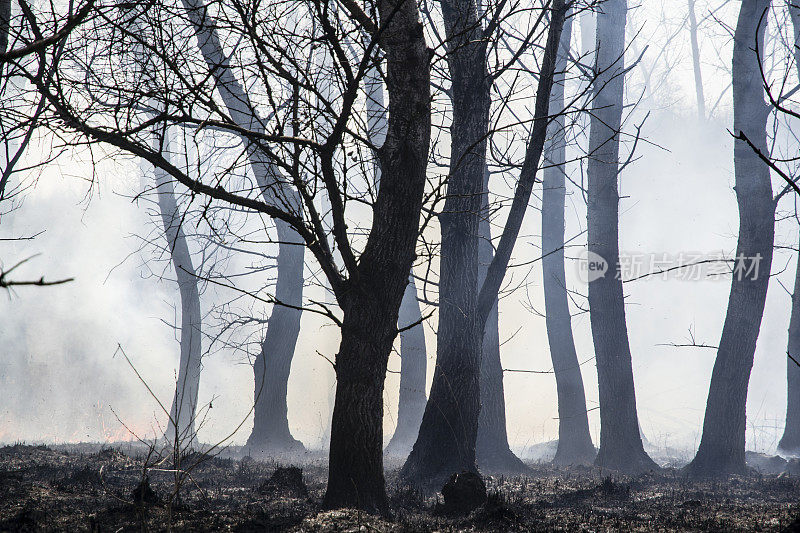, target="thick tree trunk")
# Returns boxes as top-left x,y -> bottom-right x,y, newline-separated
322,0 -> 430,513
476,167 -> 527,473
404,0 -> 567,486
779,0 -> 800,457
365,58 -> 428,460
779,242 -> 800,454
542,13 -> 596,466
153,136 -> 202,446
324,295 -> 402,515
686,0 -> 774,477
385,277 -> 428,457
587,0 -> 657,474
399,0 -> 488,487
246,222 -> 305,454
